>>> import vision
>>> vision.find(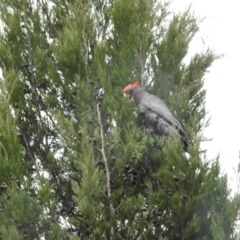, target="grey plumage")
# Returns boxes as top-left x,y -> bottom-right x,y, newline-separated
123,82 -> 188,149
